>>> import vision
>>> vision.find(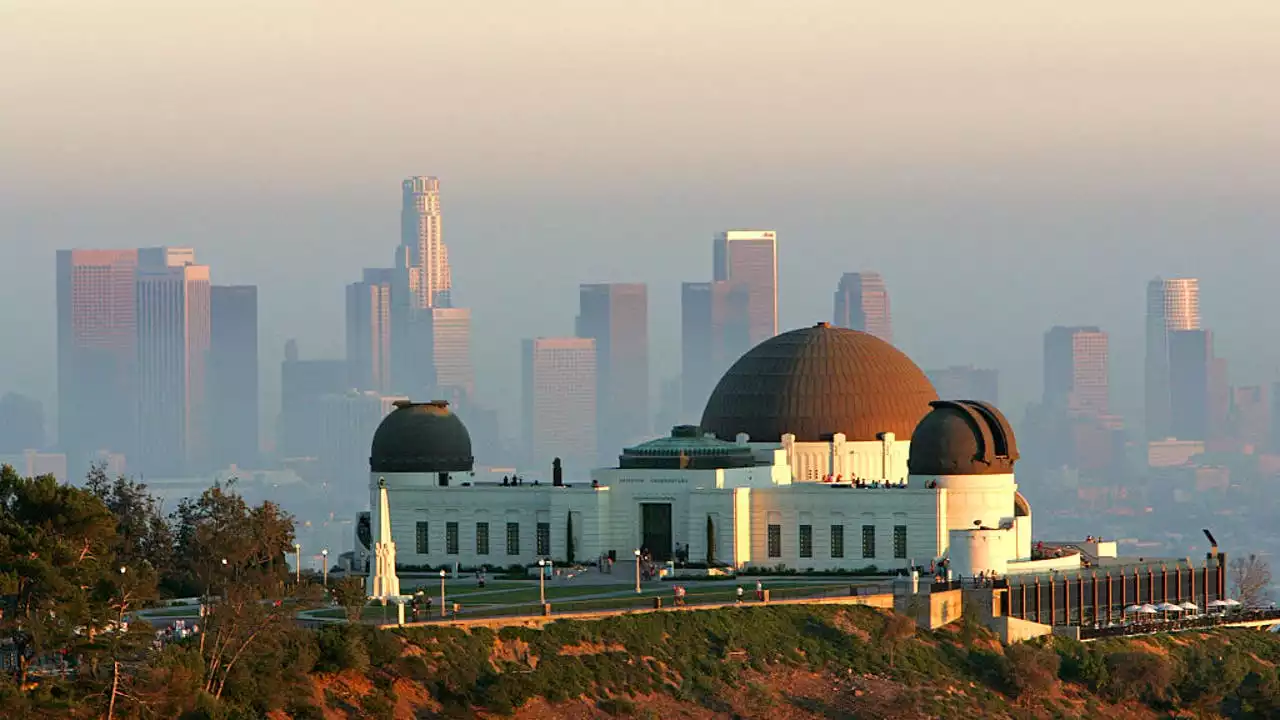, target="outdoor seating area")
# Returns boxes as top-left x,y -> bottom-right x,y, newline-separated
1079,602 -> 1280,640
